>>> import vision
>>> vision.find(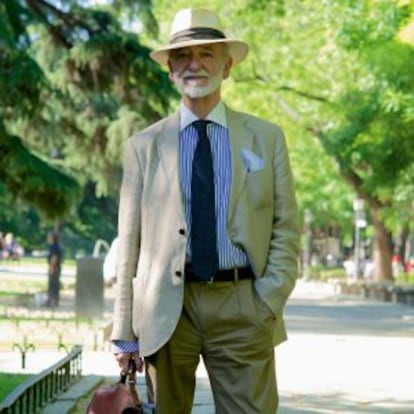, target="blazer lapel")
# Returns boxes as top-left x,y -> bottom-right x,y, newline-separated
157,111 -> 185,222
226,107 -> 254,220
